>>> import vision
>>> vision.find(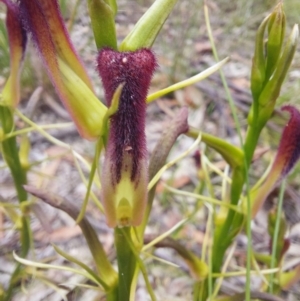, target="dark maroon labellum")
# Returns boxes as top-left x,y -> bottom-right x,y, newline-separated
97,48 -> 156,227
97,48 -> 156,185
277,105 -> 300,177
